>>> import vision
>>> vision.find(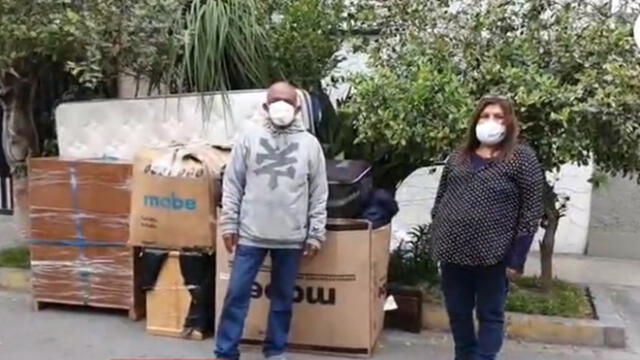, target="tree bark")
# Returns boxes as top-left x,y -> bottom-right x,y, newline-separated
0,71 -> 40,242
540,181 -> 560,292
0,72 -> 40,171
